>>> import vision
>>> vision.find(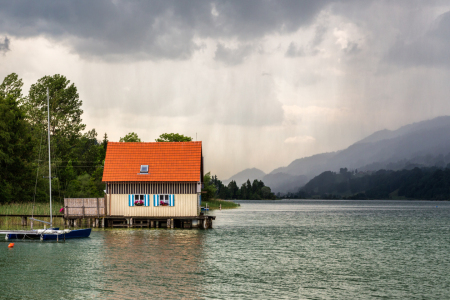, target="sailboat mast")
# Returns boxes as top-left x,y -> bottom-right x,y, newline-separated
47,87 -> 52,227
